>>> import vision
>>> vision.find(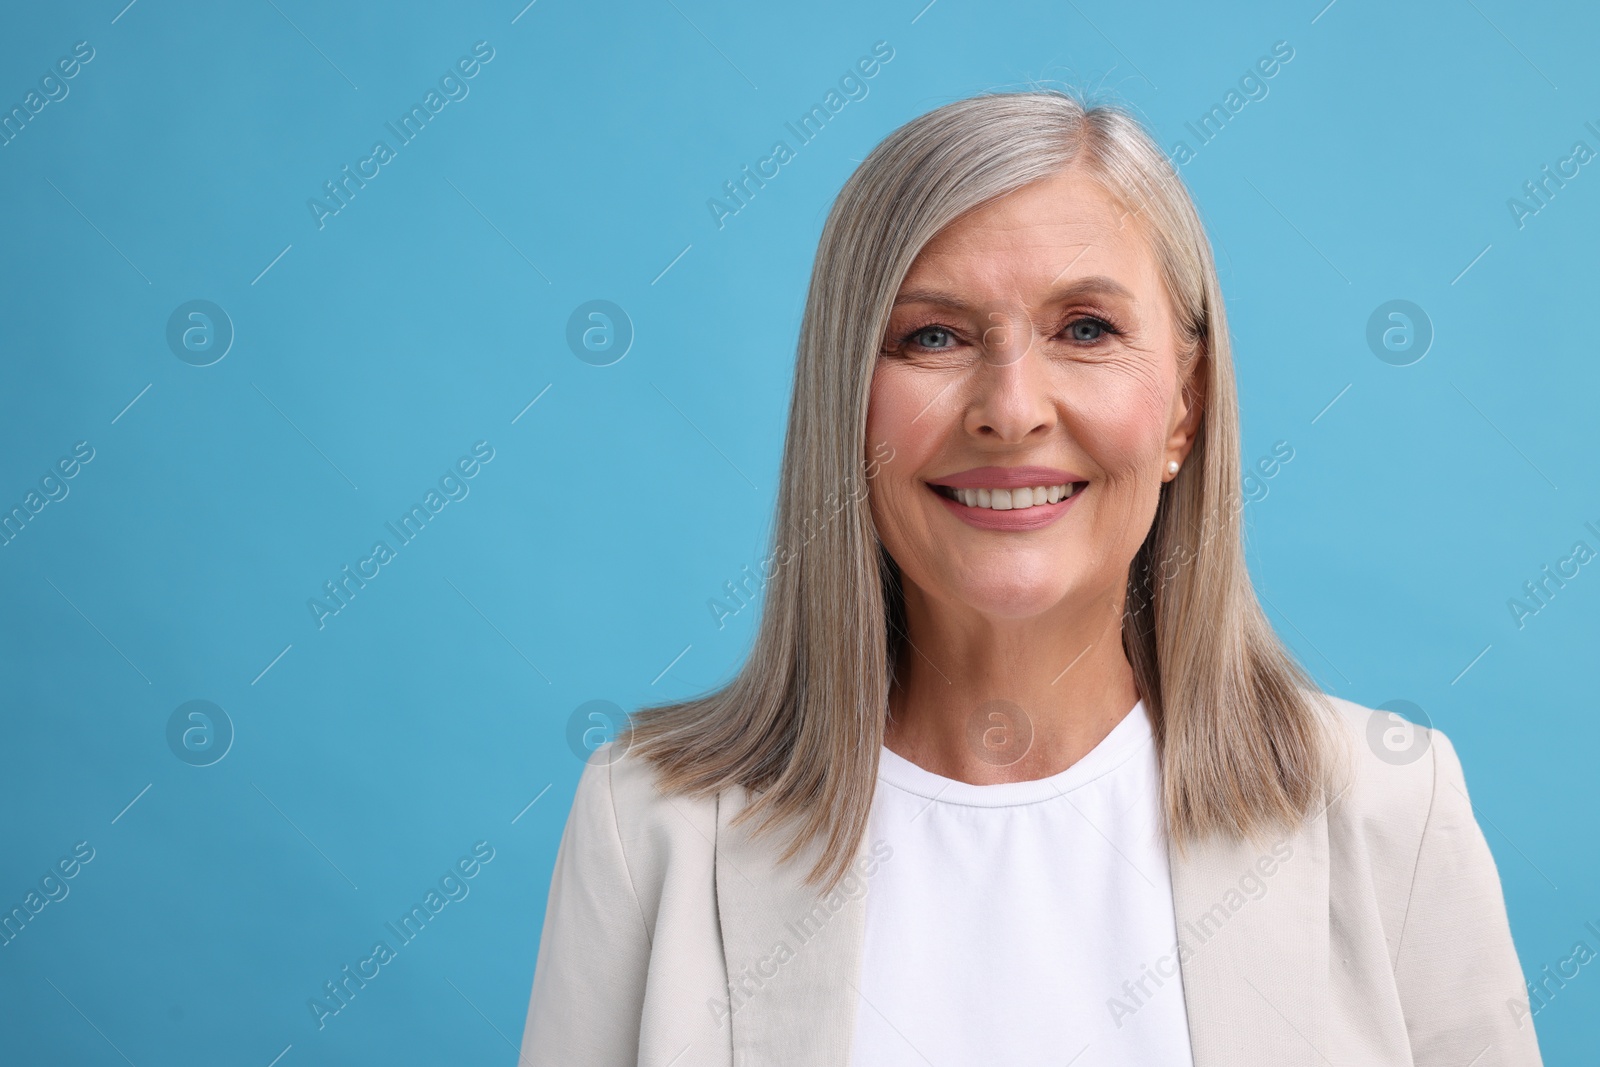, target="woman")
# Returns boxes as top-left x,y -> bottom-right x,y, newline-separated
519,91 -> 1543,1066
